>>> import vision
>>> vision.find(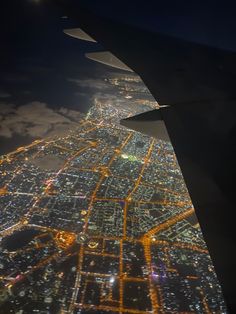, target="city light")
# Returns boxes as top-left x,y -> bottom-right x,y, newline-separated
109,276 -> 115,284
0,73 -> 226,313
